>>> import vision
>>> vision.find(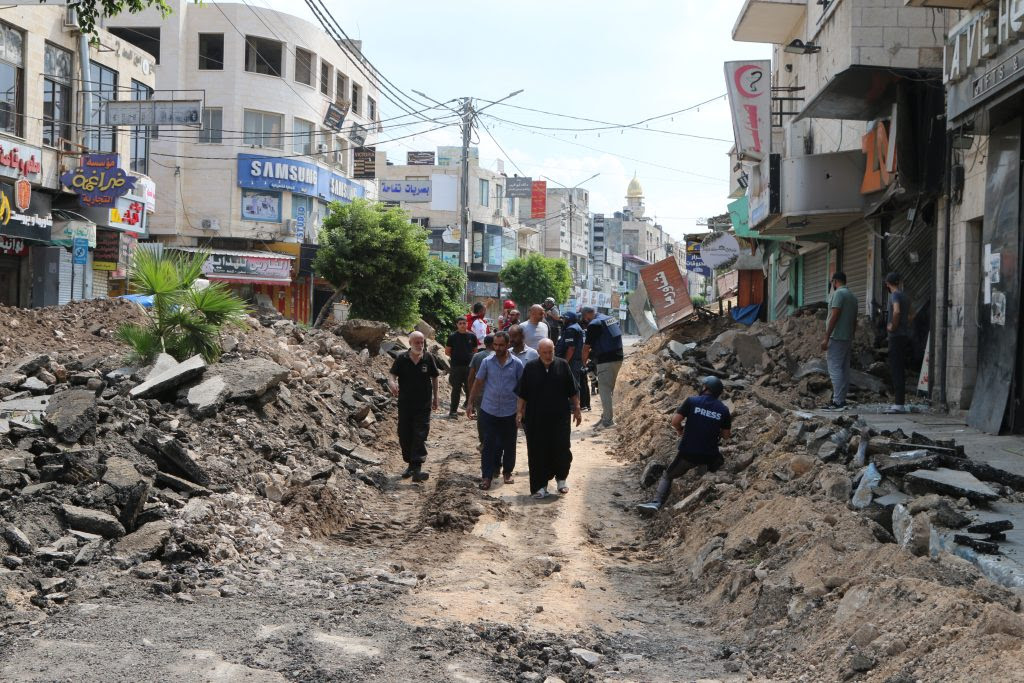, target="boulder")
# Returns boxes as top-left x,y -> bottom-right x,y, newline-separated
221,357 -> 289,401
20,377 -> 49,394
136,428 -> 211,486
414,319 -> 435,340
569,648 -> 603,669
61,504 -> 126,538
186,375 -> 230,417
820,472 -> 852,501
12,353 -> 52,376
143,353 -> 179,380
2,524 -> 33,553
129,355 -> 207,399
113,520 -> 173,562
335,319 -> 389,355
42,389 -> 98,443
